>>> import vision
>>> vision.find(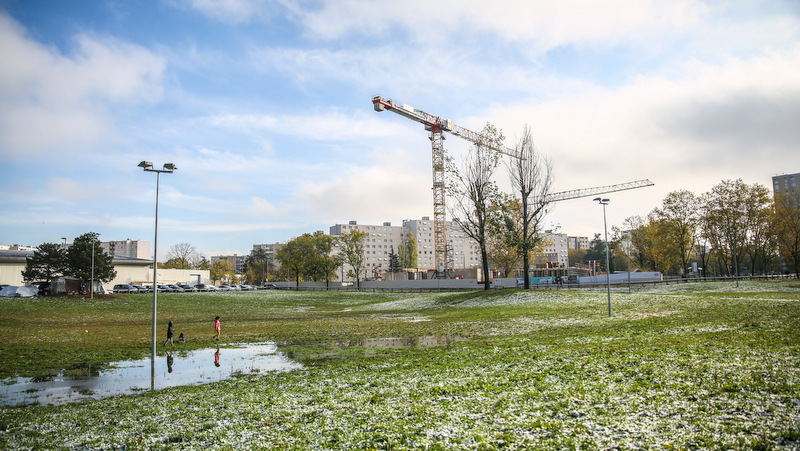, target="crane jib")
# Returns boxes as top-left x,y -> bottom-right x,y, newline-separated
371,95 -> 522,159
